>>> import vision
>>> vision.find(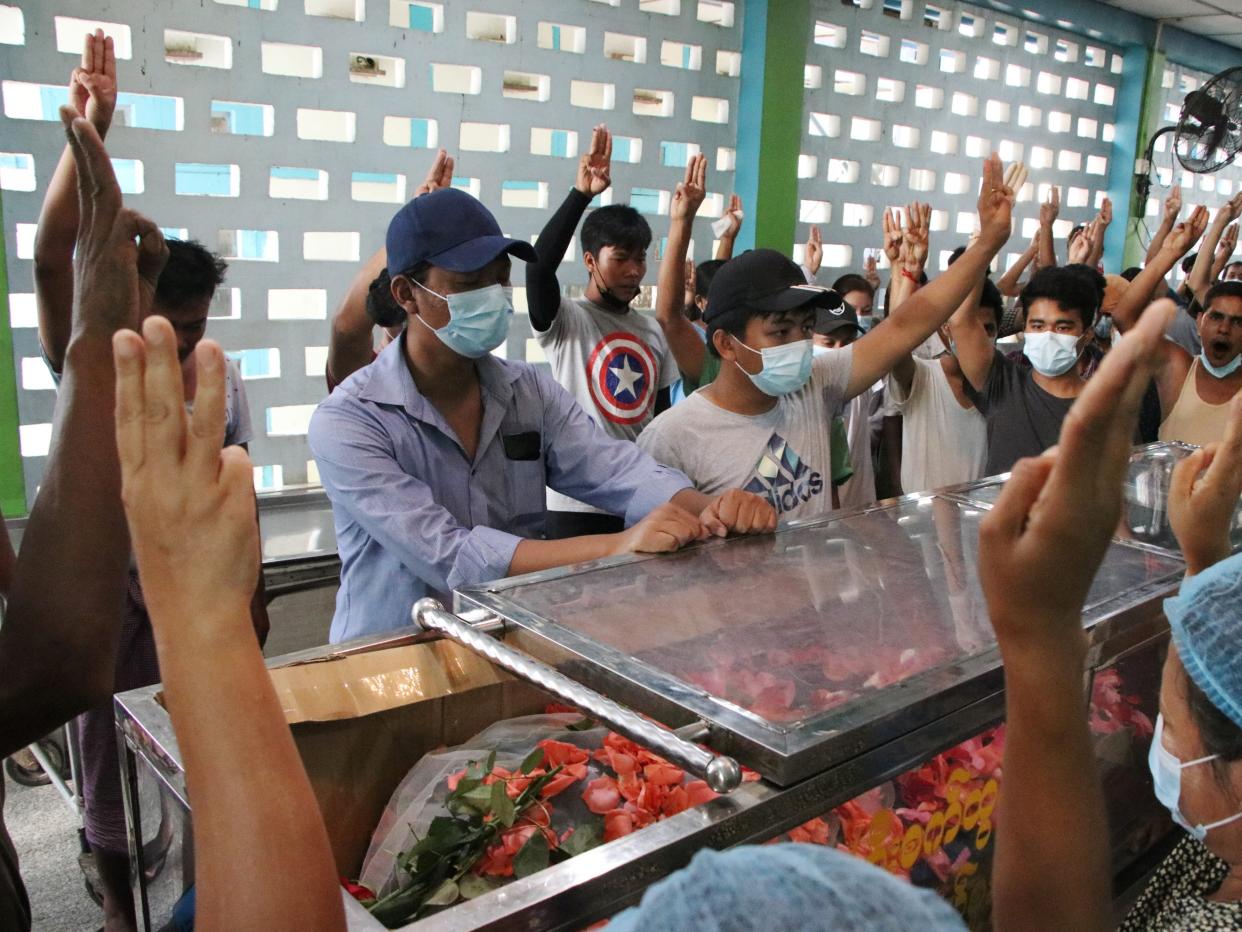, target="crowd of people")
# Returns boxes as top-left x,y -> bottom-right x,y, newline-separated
3,27 -> 1242,932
